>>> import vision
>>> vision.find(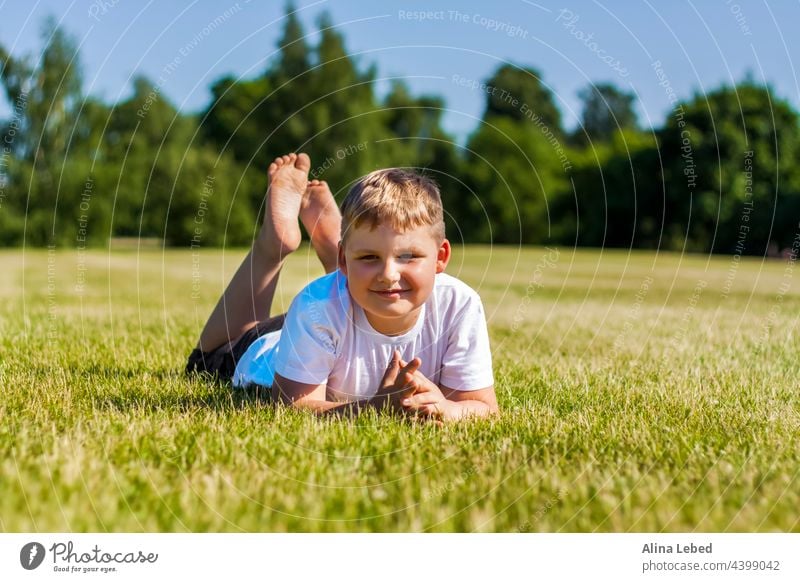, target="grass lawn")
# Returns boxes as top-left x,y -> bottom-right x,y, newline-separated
1,245 -> 798,532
